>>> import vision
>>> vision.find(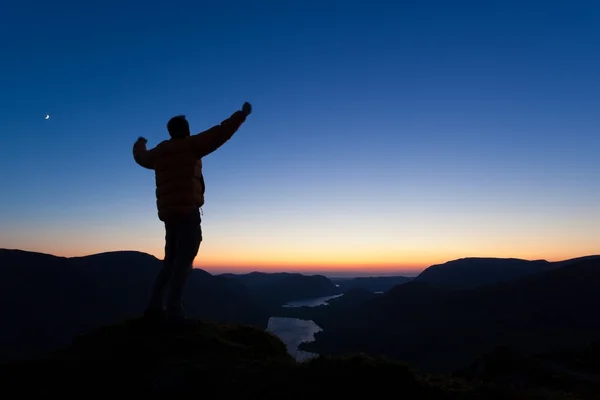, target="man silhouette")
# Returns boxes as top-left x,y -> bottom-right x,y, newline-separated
133,102 -> 252,324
